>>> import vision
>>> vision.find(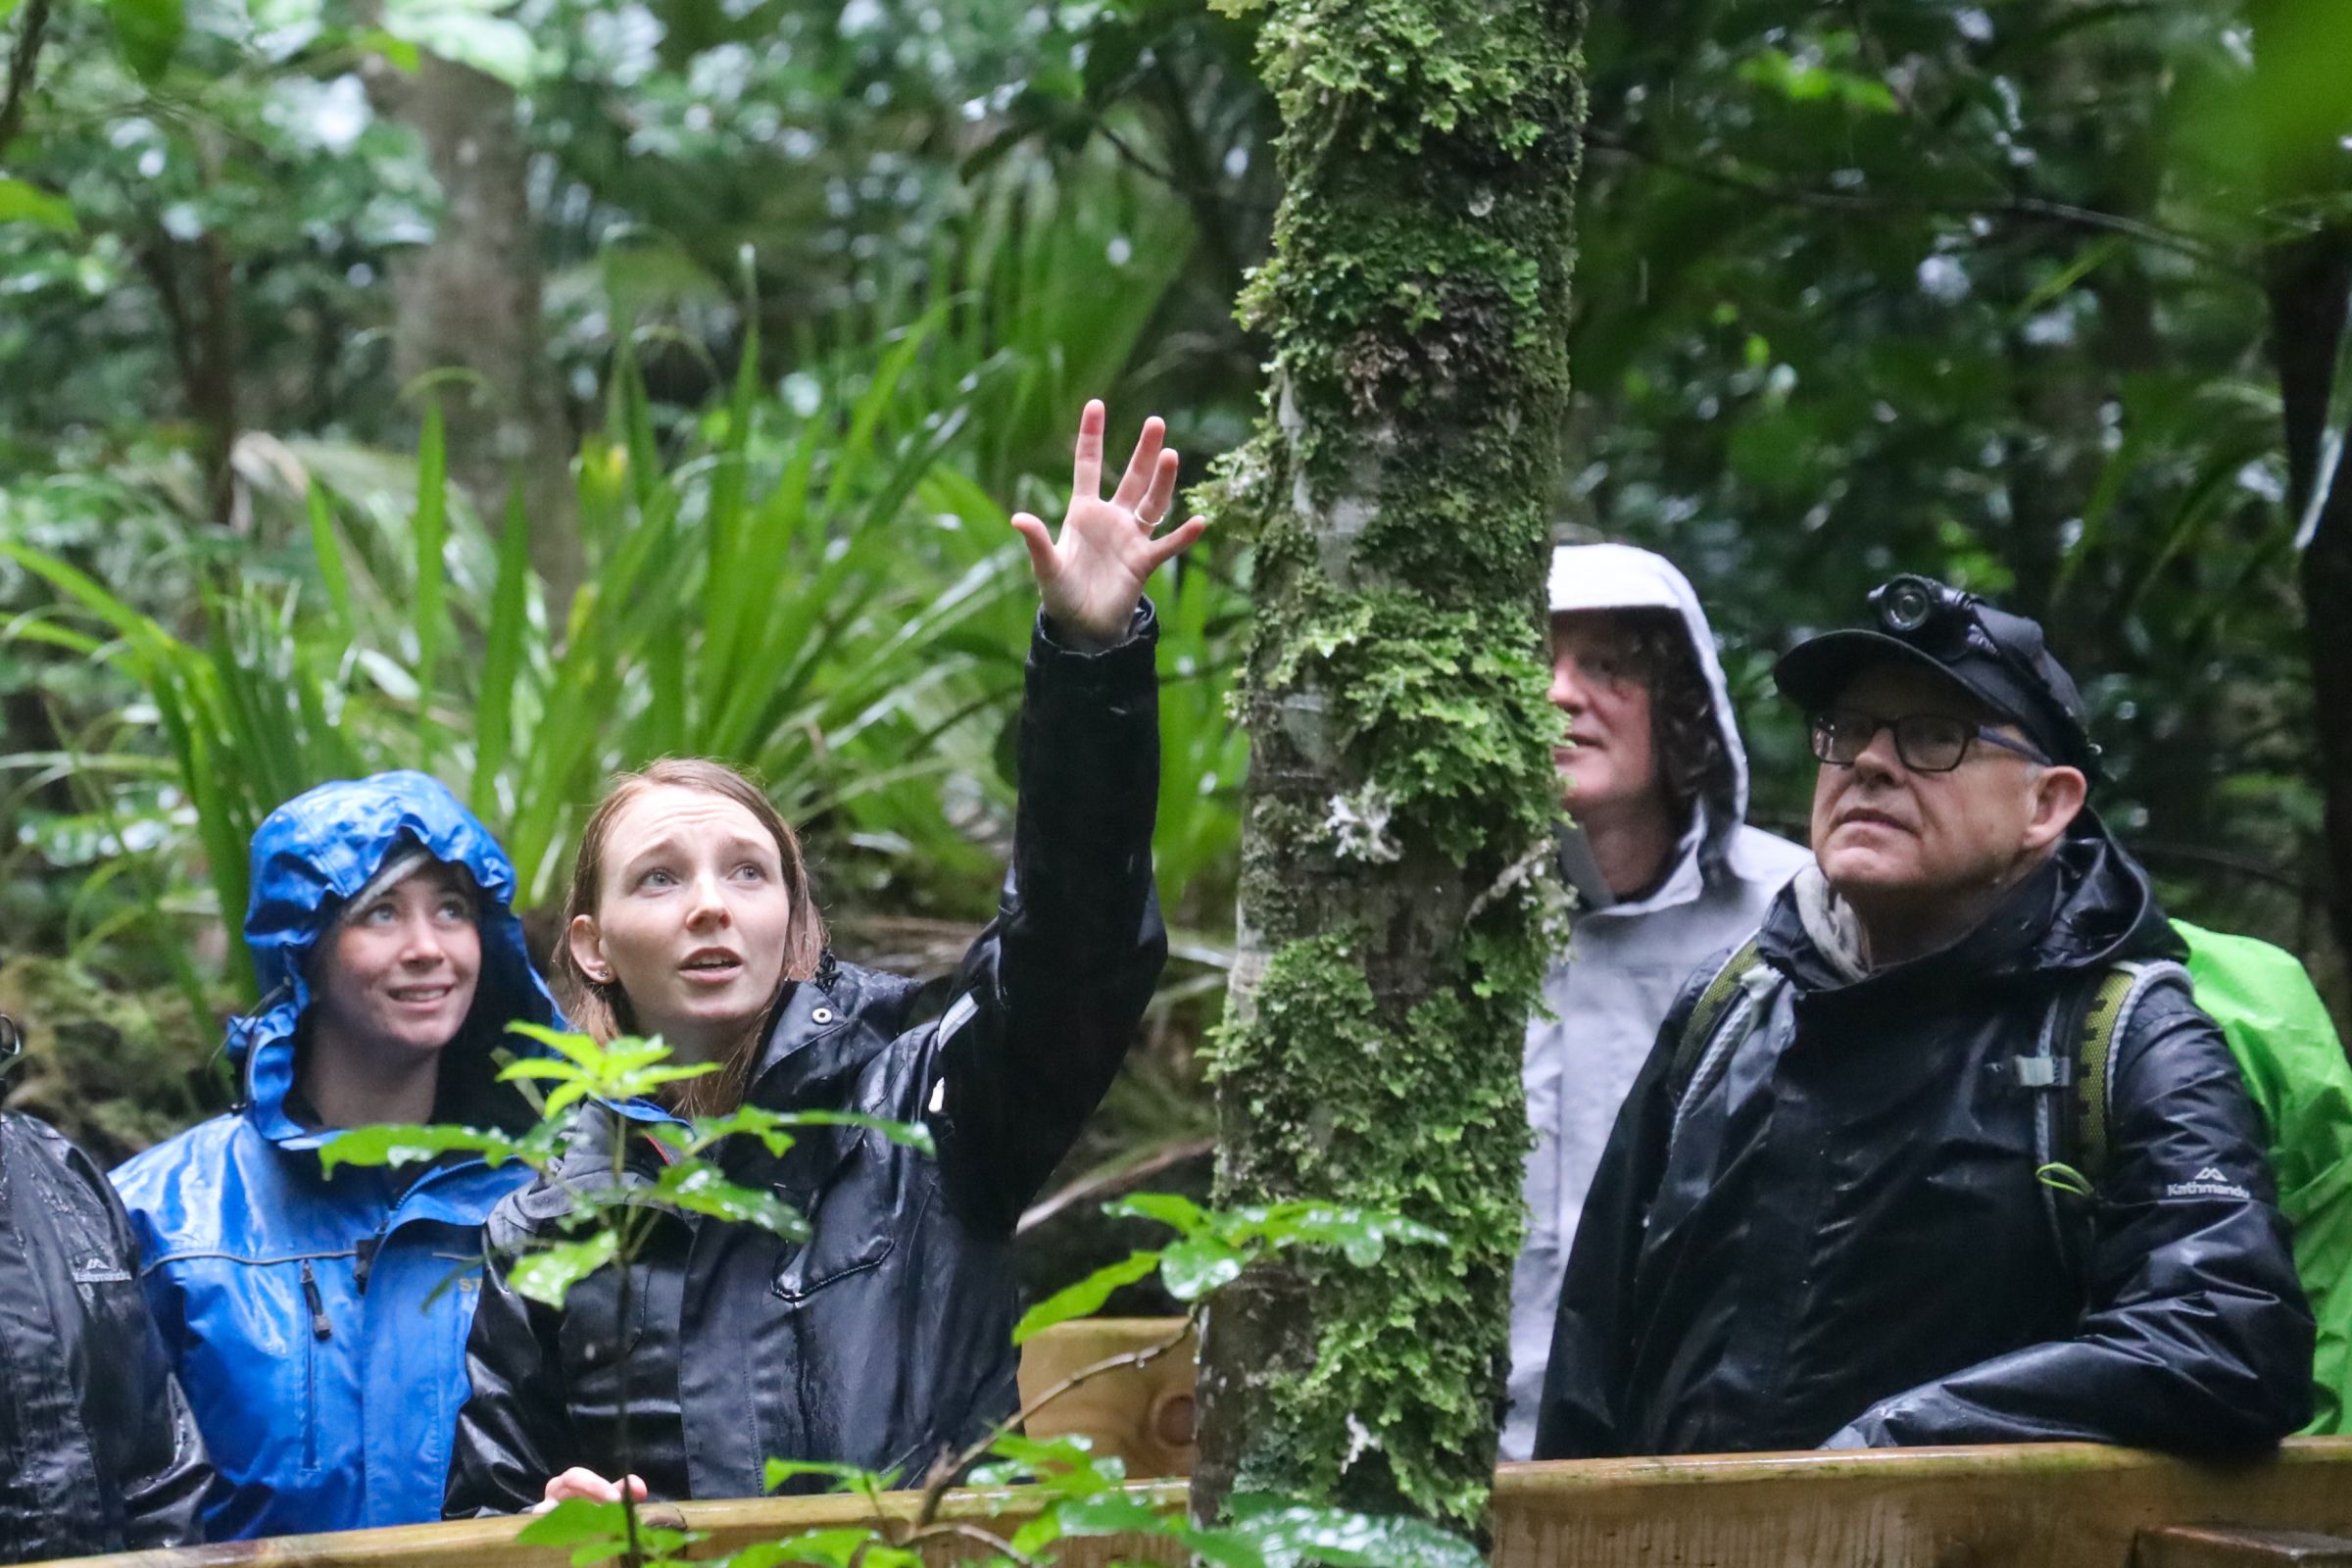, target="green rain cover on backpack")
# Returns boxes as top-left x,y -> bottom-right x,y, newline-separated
2172,920 -> 2352,1436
